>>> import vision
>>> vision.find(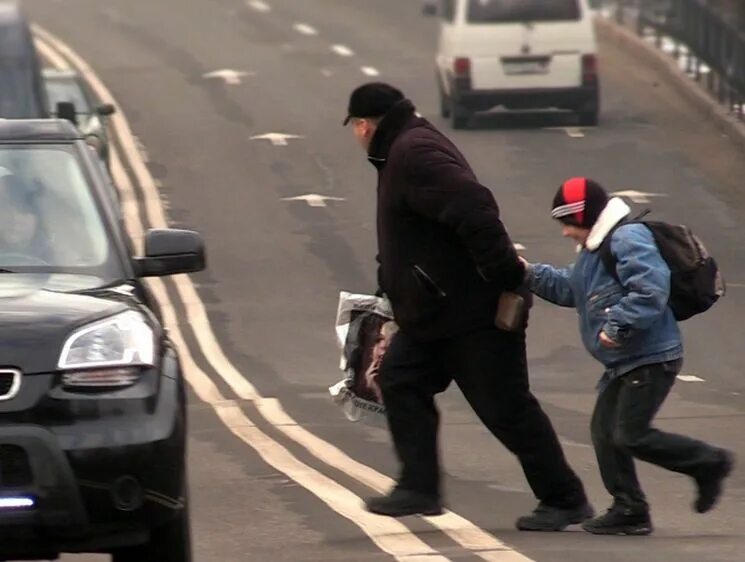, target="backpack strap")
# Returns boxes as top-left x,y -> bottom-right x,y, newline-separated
598,225 -> 622,284
596,209 -> 650,284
